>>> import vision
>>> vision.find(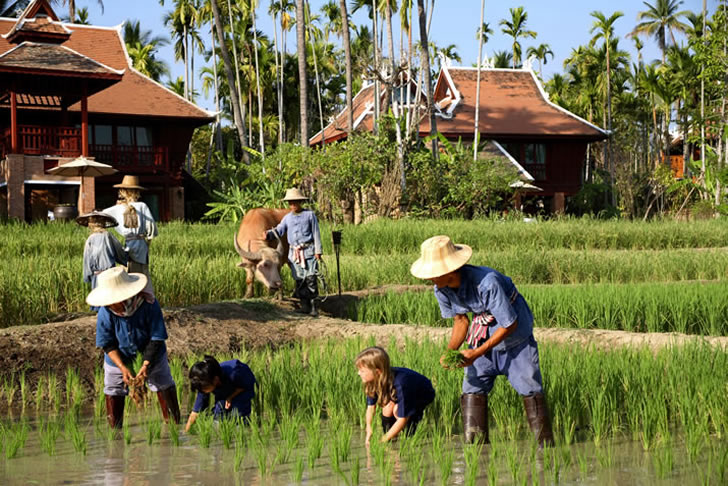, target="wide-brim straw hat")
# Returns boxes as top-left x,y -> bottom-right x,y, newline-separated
410,235 -> 473,279
76,210 -> 118,228
283,187 -> 308,201
86,267 -> 148,307
113,175 -> 146,190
